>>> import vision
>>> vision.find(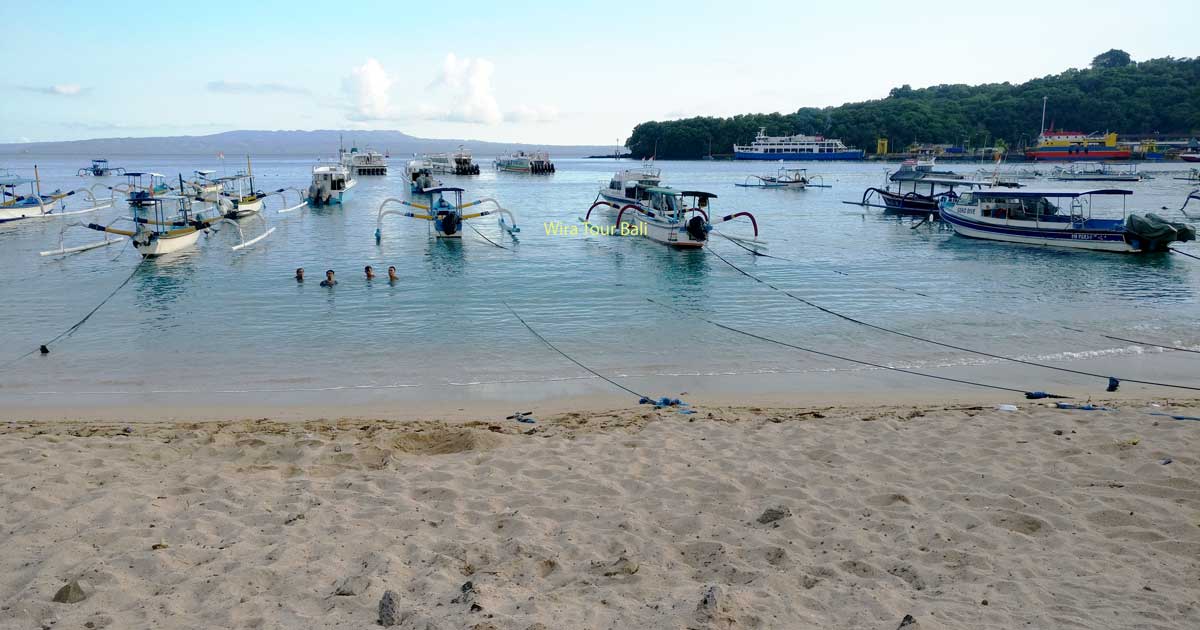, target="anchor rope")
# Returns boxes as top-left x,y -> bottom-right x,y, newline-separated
502,302 -> 649,400
1169,247 -> 1200,261
0,258 -> 147,371
1102,335 -> 1200,355
466,221 -> 510,250
706,247 -> 1200,392
708,233 -> 930,297
645,298 -> 1048,397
